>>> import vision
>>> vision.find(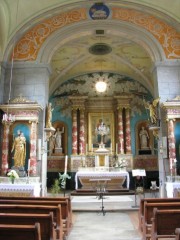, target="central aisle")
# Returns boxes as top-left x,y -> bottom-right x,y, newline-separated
67,211 -> 142,240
